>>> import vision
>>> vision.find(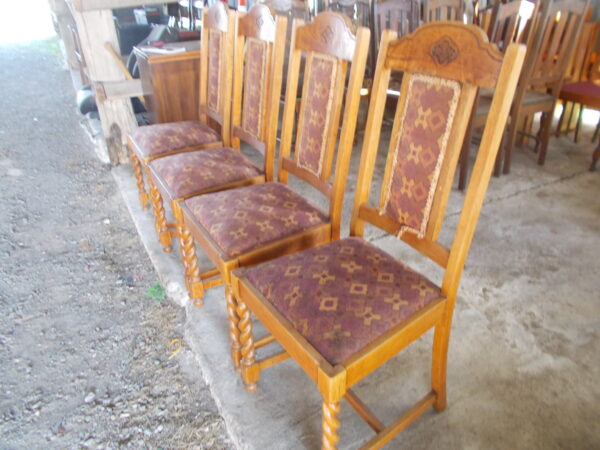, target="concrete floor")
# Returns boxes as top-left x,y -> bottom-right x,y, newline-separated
114,118 -> 600,449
